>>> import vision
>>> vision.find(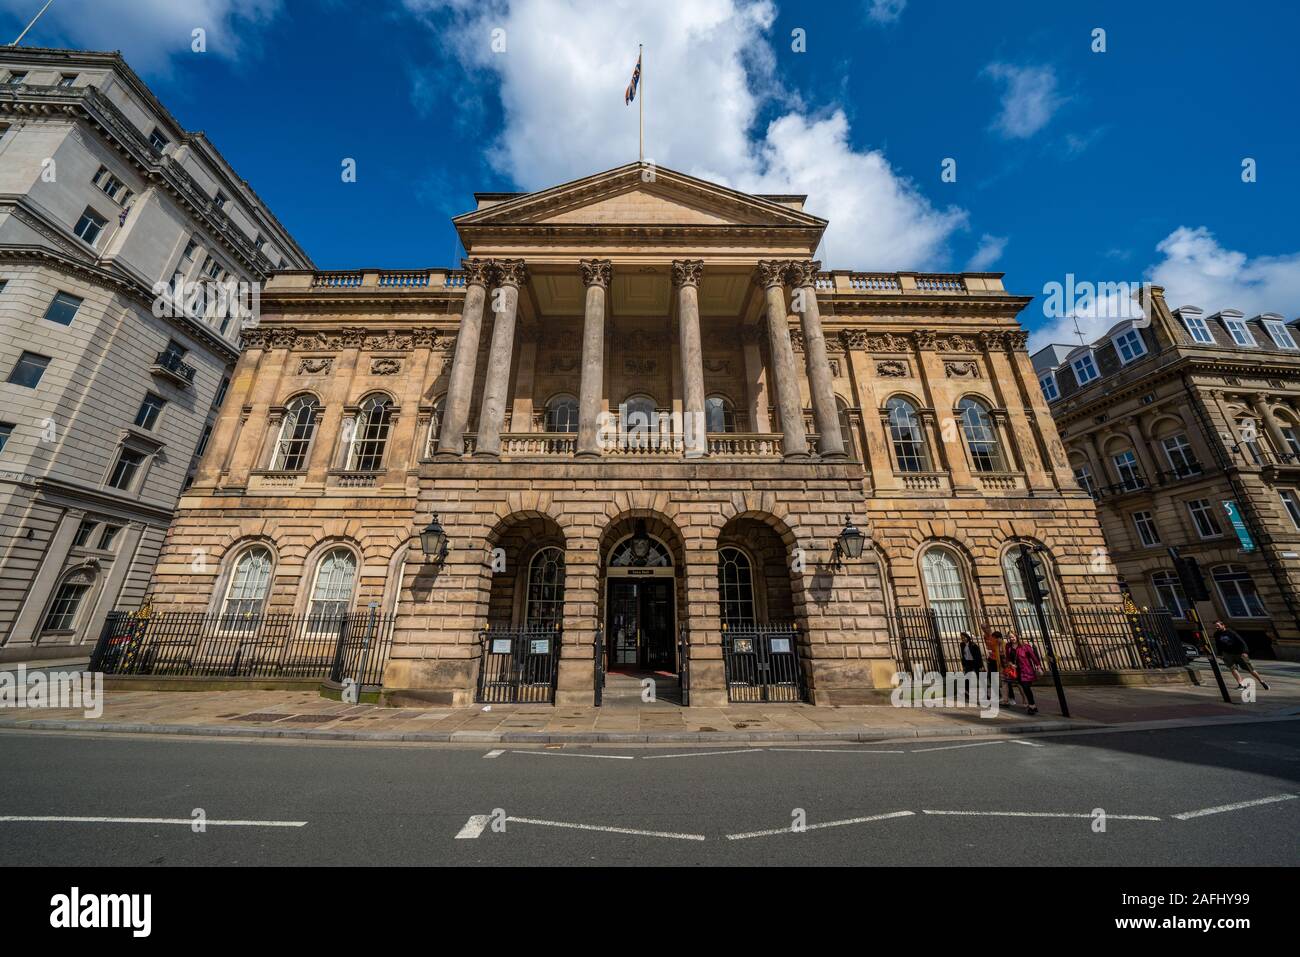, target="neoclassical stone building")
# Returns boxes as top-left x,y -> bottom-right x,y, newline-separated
148,164 -> 1123,705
